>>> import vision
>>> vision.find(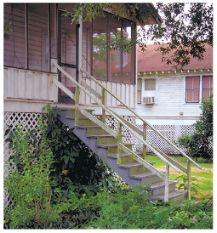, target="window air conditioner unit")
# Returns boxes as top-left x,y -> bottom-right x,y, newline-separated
143,97 -> 155,105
